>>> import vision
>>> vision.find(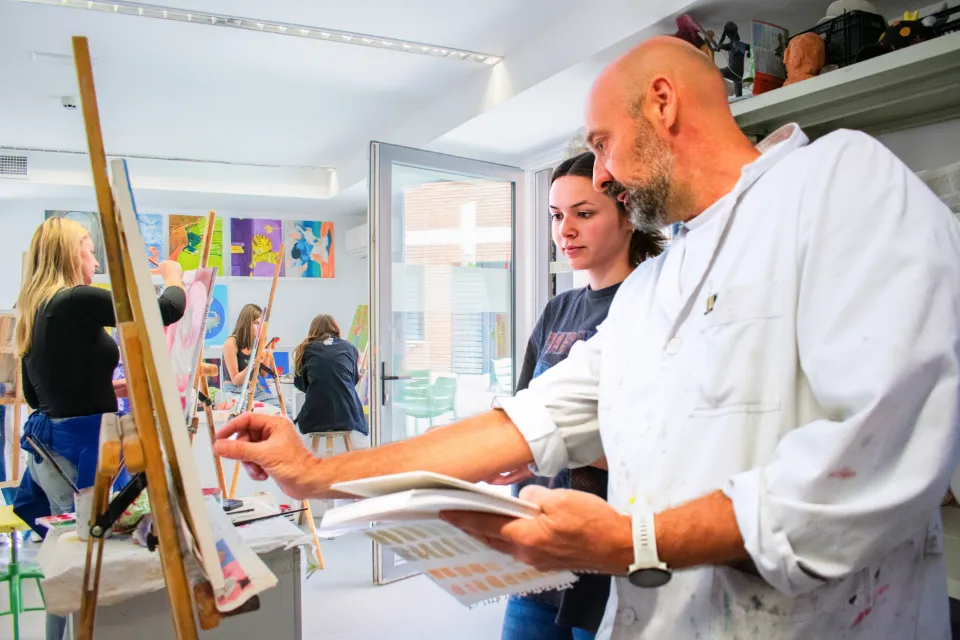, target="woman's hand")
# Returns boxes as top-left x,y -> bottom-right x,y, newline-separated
113,378 -> 128,399
156,260 -> 184,287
